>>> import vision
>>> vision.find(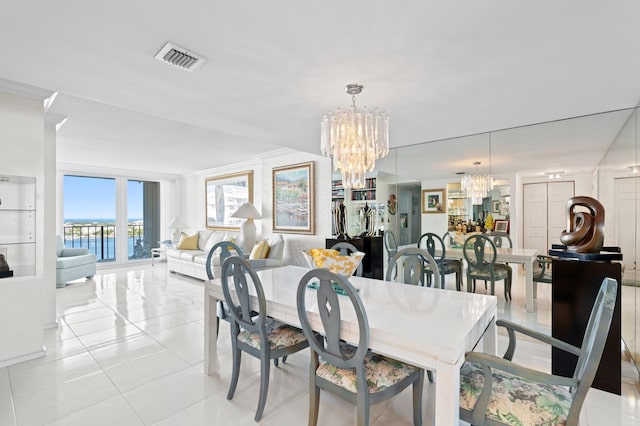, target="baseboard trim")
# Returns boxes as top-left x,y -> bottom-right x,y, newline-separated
44,321 -> 59,330
0,347 -> 47,369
